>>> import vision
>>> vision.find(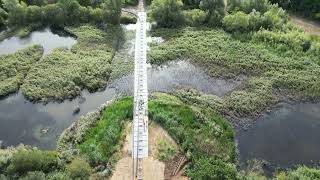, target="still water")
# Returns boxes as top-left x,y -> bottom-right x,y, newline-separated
238,102 -> 320,168
0,28 -> 77,55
